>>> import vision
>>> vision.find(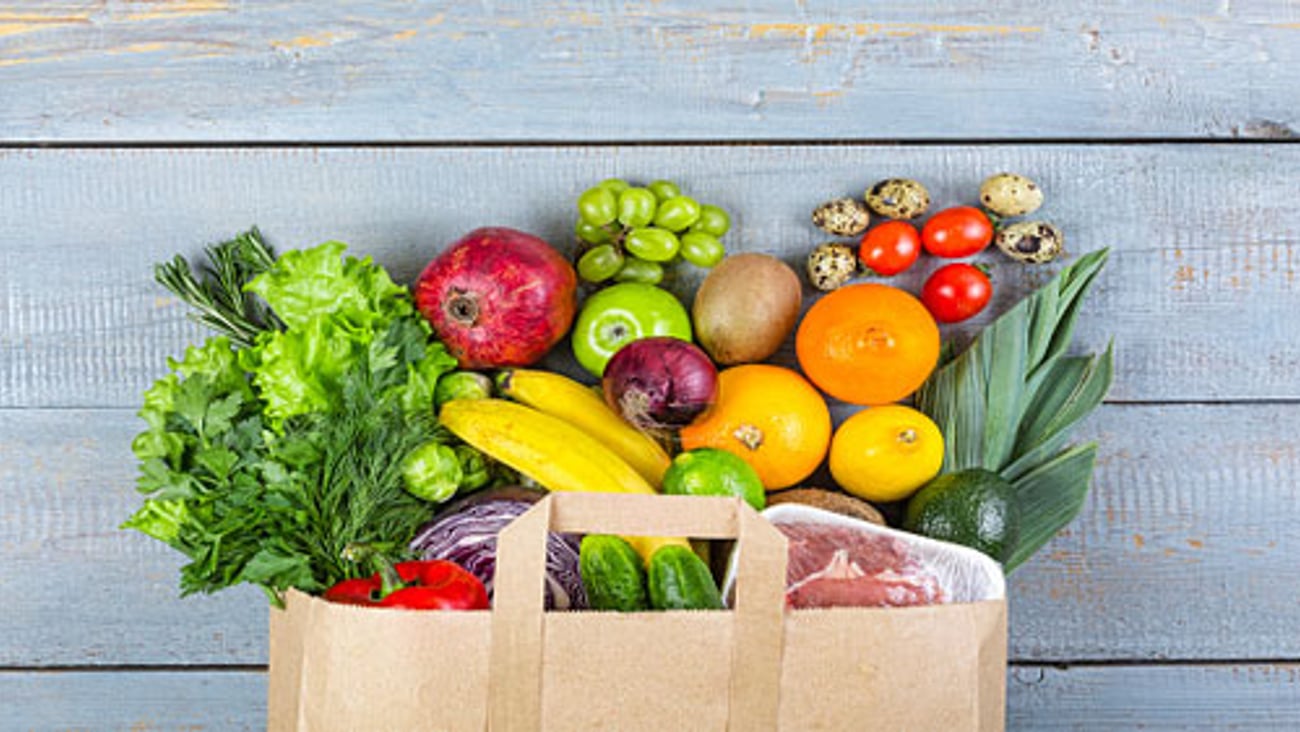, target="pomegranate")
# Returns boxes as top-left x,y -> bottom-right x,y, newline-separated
414,227 -> 577,369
